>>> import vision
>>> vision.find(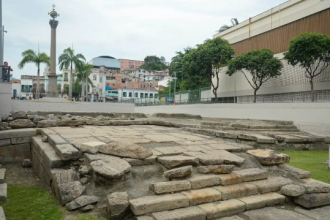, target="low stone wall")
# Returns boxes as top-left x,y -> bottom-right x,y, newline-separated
0,129 -> 36,163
